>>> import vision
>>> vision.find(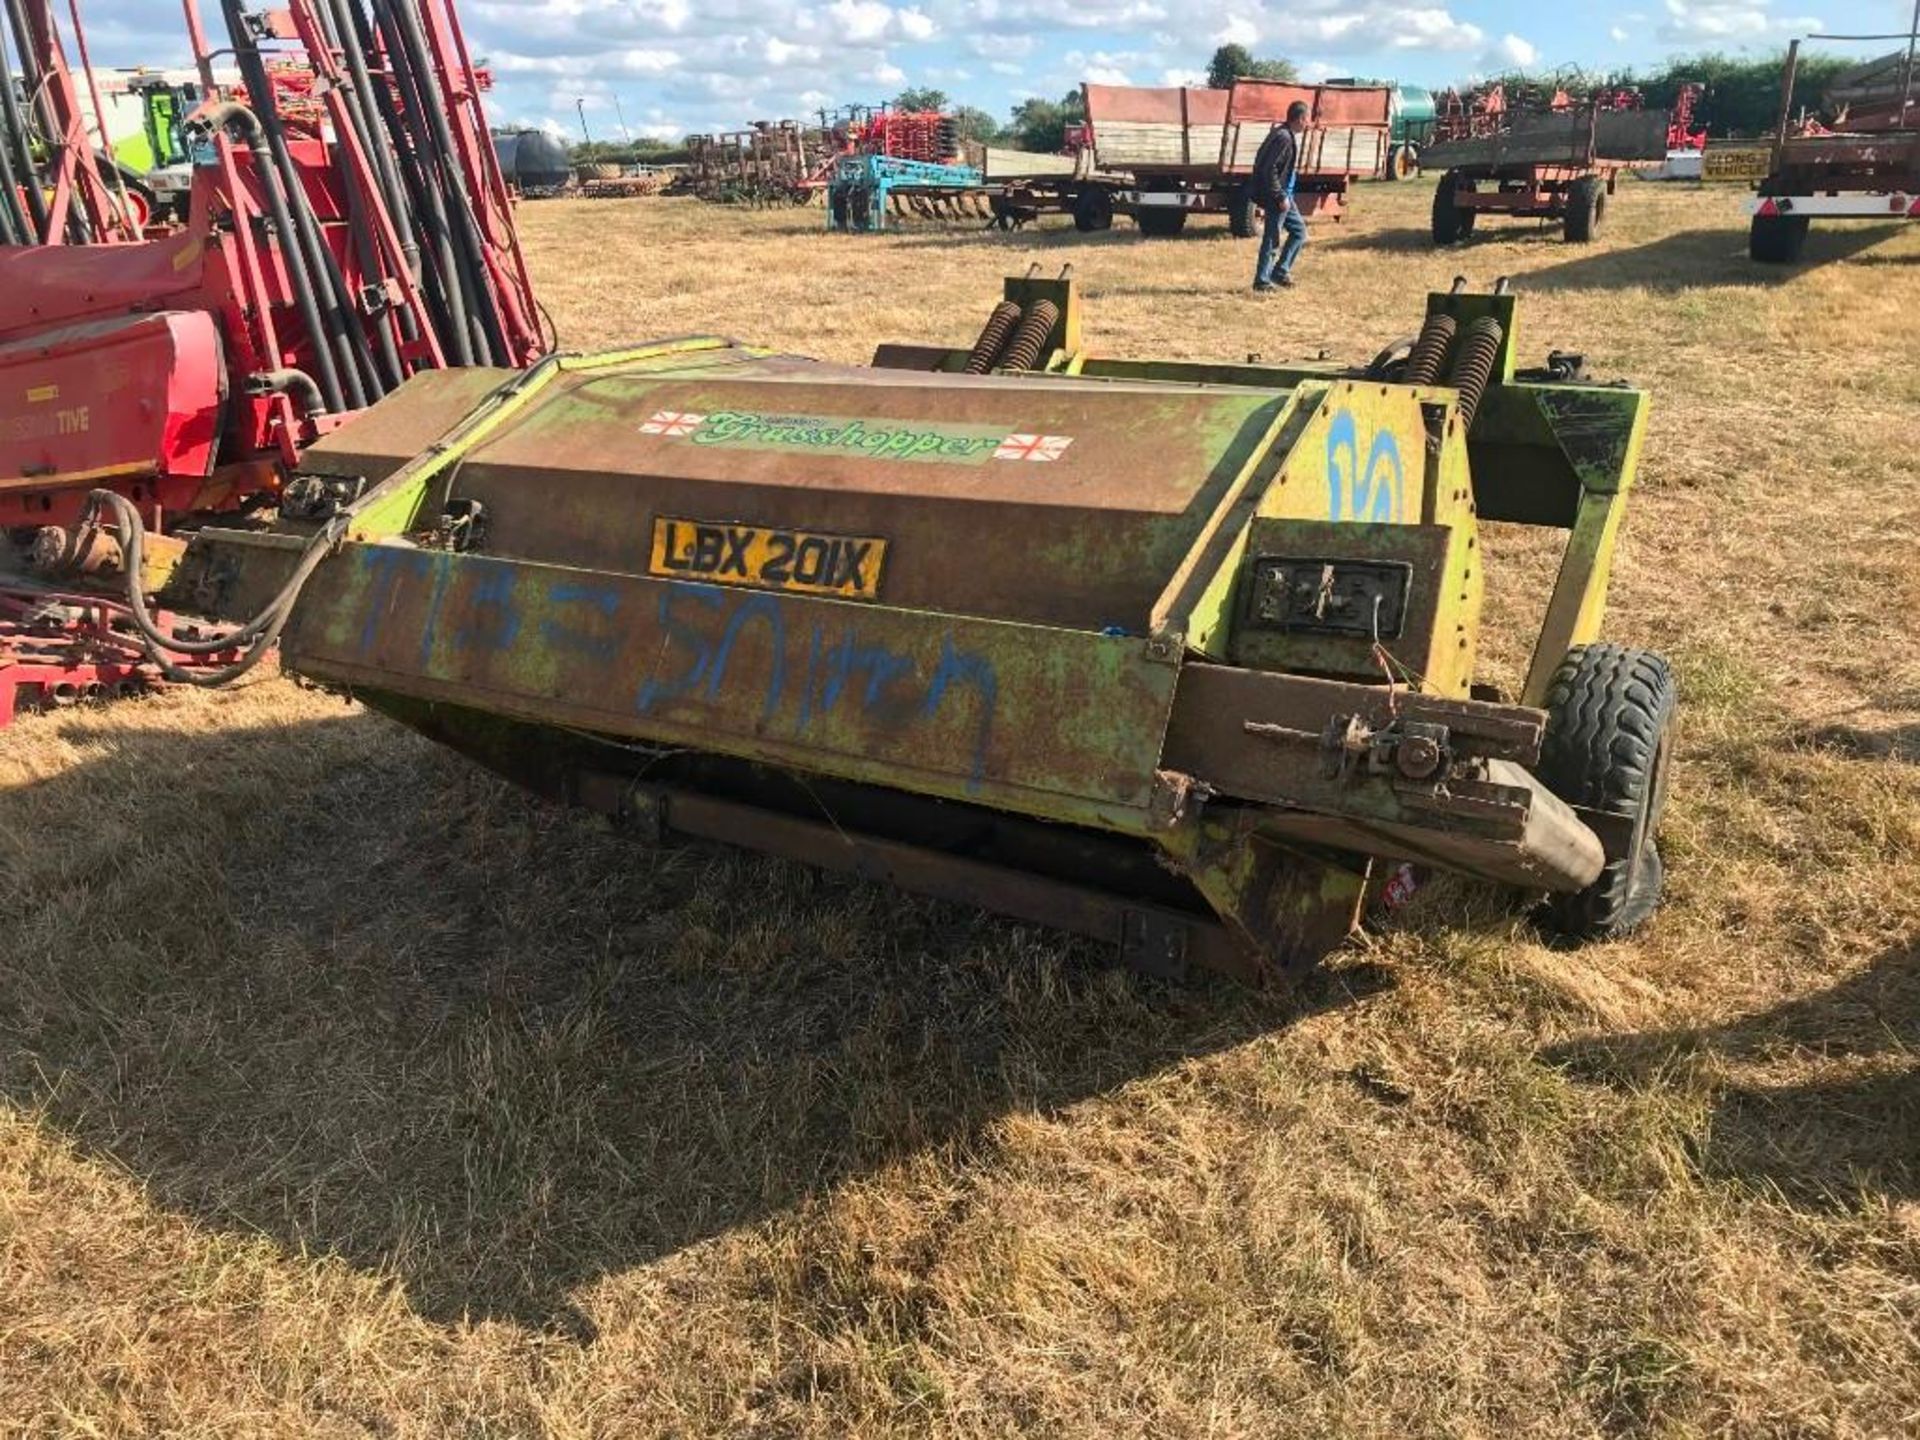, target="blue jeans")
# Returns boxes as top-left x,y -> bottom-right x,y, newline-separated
1256,202 -> 1308,284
